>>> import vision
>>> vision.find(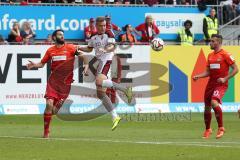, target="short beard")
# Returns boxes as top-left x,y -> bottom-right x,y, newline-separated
56,38 -> 64,45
